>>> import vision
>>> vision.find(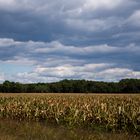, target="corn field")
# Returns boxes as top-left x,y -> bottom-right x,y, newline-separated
0,94 -> 140,133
